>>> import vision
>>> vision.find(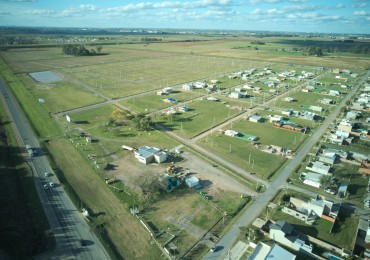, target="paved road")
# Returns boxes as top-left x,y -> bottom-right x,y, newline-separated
0,76 -> 110,260
202,70 -> 370,259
